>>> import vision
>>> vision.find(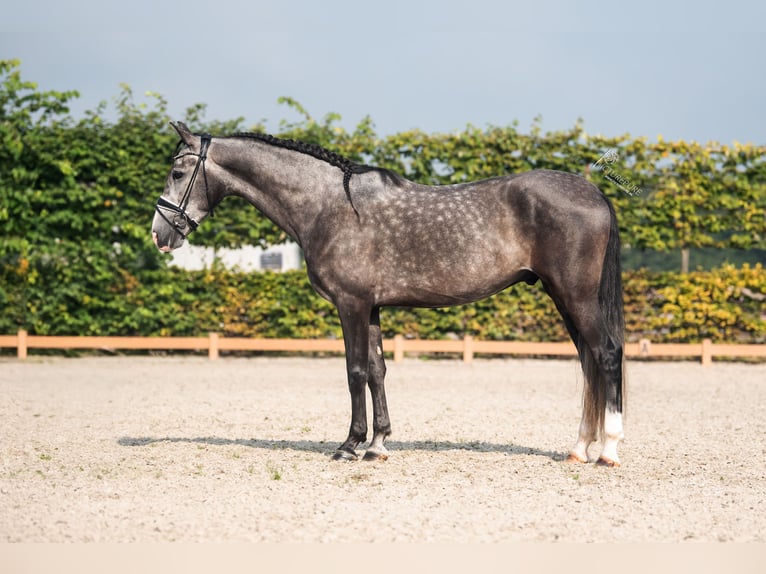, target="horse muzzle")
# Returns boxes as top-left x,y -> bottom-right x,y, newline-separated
151,212 -> 187,252
152,231 -> 175,253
